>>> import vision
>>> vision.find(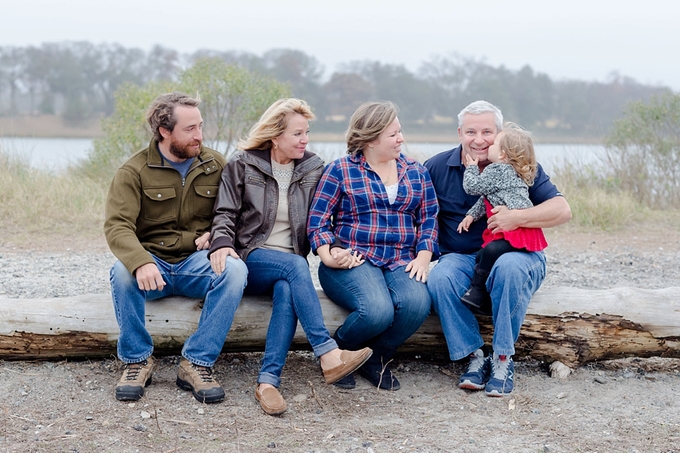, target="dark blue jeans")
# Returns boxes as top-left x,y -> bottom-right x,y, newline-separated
245,248 -> 336,387
318,260 -> 431,352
